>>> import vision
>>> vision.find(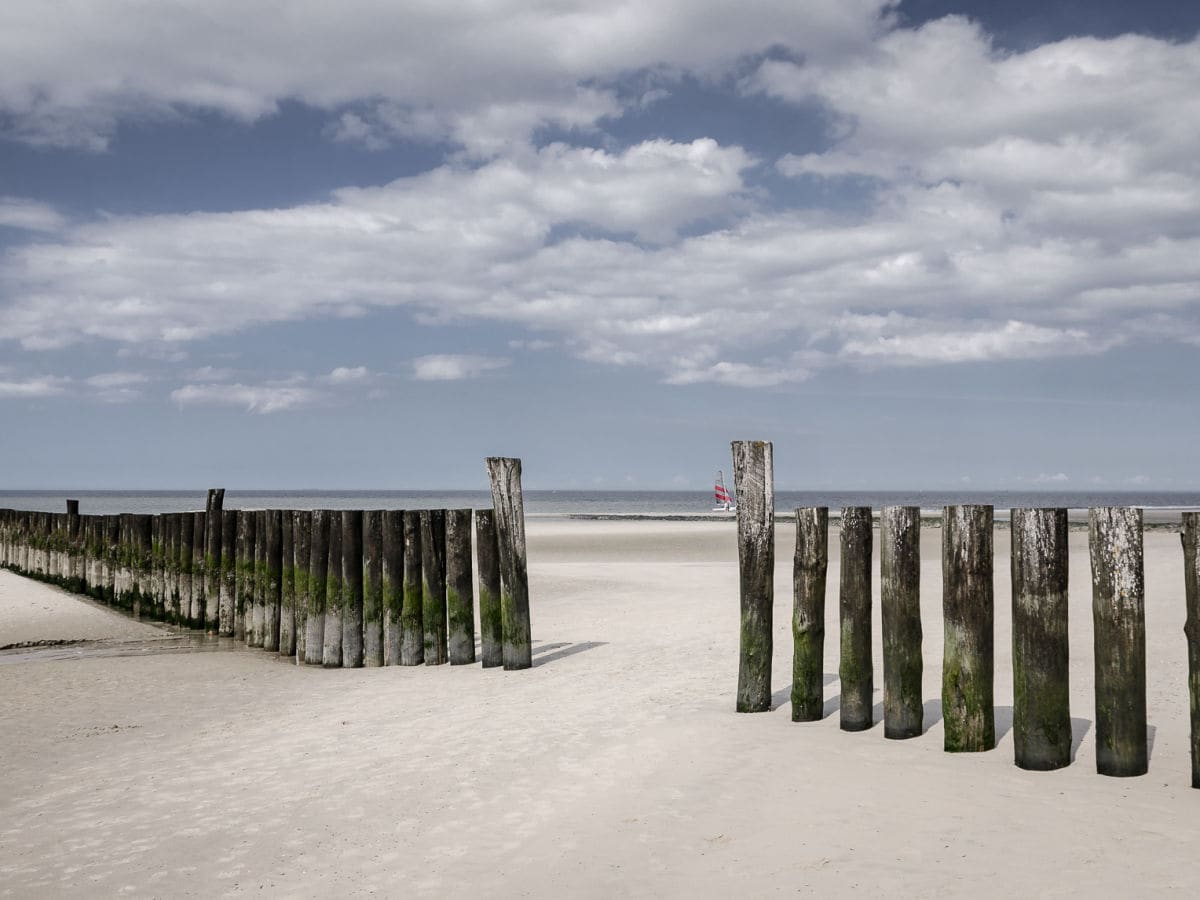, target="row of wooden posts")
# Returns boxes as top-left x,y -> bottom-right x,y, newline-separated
730,440 -> 1200,787
0,458 -> 533,671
